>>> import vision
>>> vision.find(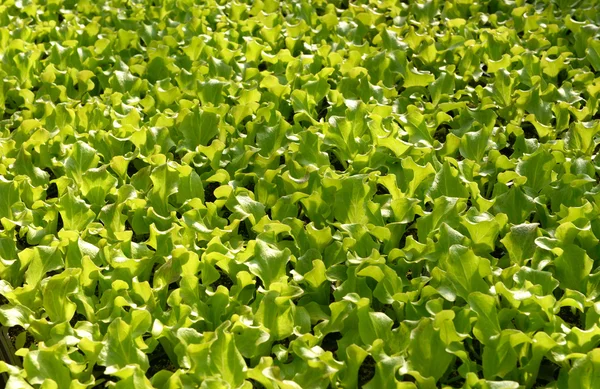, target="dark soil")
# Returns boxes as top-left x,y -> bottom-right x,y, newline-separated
358,355 -> 376,387
557,306 -> 583,329
321,332 -> 342,353
211,269 -> 234,290
145,343 -> 177,378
